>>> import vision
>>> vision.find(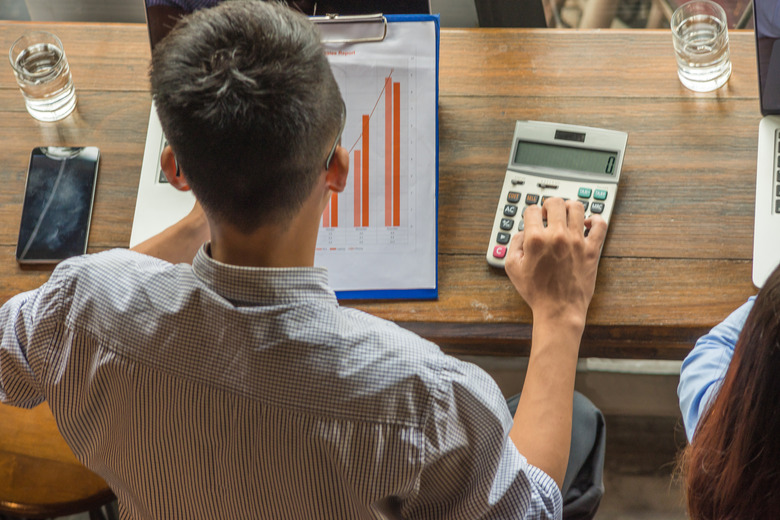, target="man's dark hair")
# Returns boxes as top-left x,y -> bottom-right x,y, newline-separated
150,0 -> 343,231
